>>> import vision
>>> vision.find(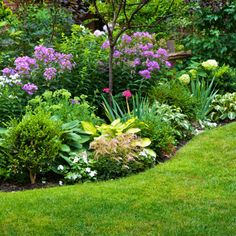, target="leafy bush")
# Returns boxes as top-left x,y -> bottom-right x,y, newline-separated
183,1 -> 236,67
150,102 -> 194,140
1,111 -> 62,184
90,133 -> 156,180
149,80 -> 199,119
0,82 -> 27,126
139,109 -> 176,160
27,89 -> 102,125
208,93 -> 236,121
